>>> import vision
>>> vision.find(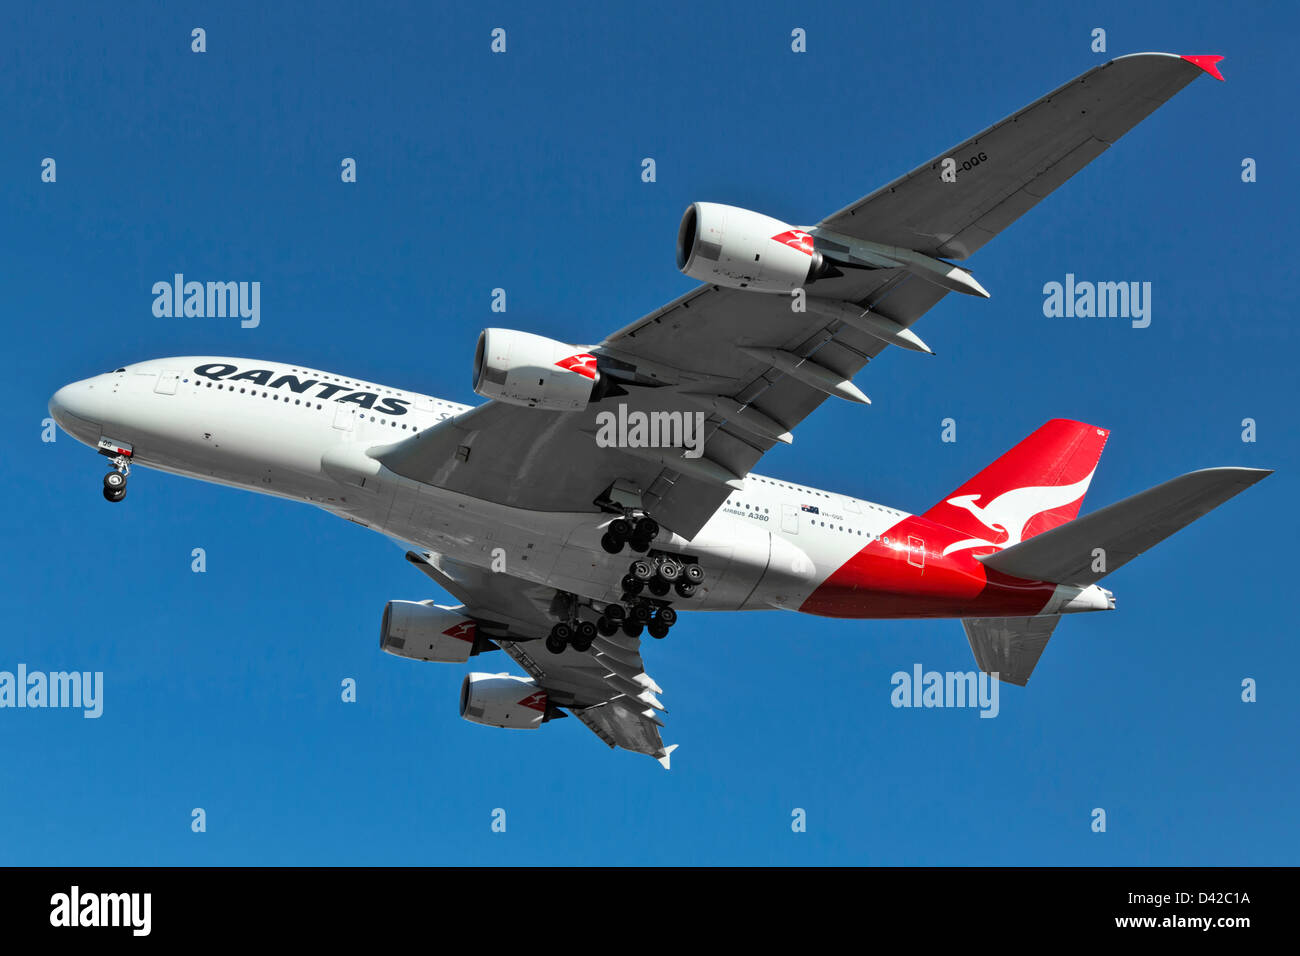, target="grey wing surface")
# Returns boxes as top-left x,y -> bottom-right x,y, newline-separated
819,53 -> 1219,259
